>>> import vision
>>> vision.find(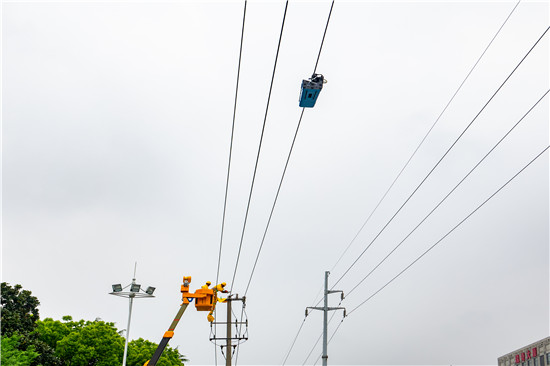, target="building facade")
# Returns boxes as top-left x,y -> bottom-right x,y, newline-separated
499,337 -> 550,366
